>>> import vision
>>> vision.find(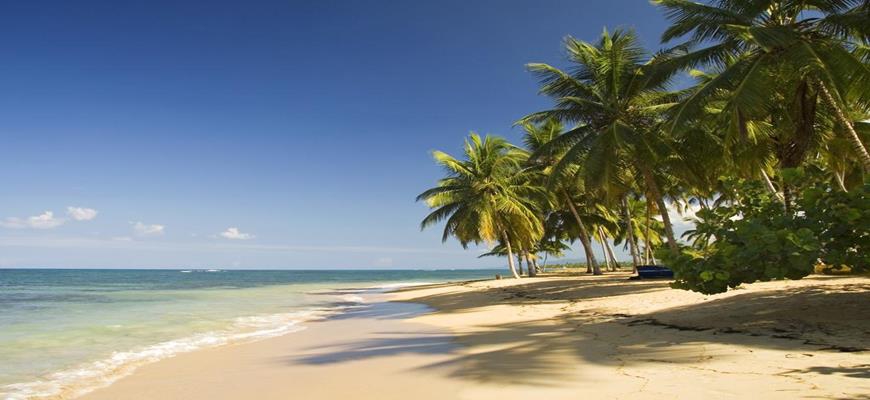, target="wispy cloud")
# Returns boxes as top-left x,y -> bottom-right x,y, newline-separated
0,211 -> 65,229
132,222 -> 165,236
219,227 -> 255,240
1,206 -> 99,229
67,207 -> 98,221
